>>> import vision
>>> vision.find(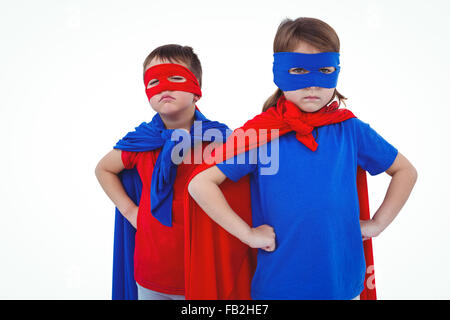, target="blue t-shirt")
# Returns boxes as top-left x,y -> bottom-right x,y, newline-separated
216,118 -> 398,300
